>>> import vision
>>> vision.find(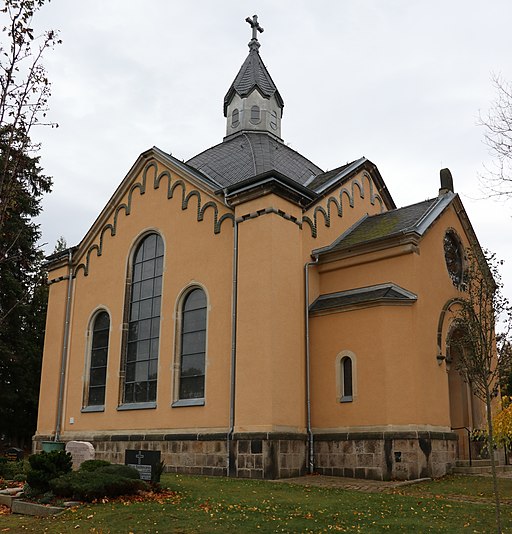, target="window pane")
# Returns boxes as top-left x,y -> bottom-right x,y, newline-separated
92,329 -> 109,349
90,367 -> 106,386
133,263 -> 142,282
156,236 -> 164,257
124,383 -> 134,403
127,342 -> 137,362
143,234 -> 157,260
182,331 -> 206,355
138,319 -> 151,340
137,339 -> 150,360
140,279 -> 153,300
154,276 -> 162,296
151,338 -> 159,358
134,244 -> 144,264
131,282 -> 141,301
126,362 -> 135,382
89,386 -> 105,406
139,298 -> 152,320
148,380 -> 157,402
155,256 -> 164,276
342,358 -> 353,397
135,361 -> 148,382
91,348 -> 107,368
130,301 -> 139,322
181,353 -> 205,377
180,376 -> 204,399
184,289 -> 206,311
183,308 -> 207,333
142,259 -> 155,280
134,381 -> 148,403
149,359 -> 158,380
95,312 -> 110,330
151,318 -> 160,339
